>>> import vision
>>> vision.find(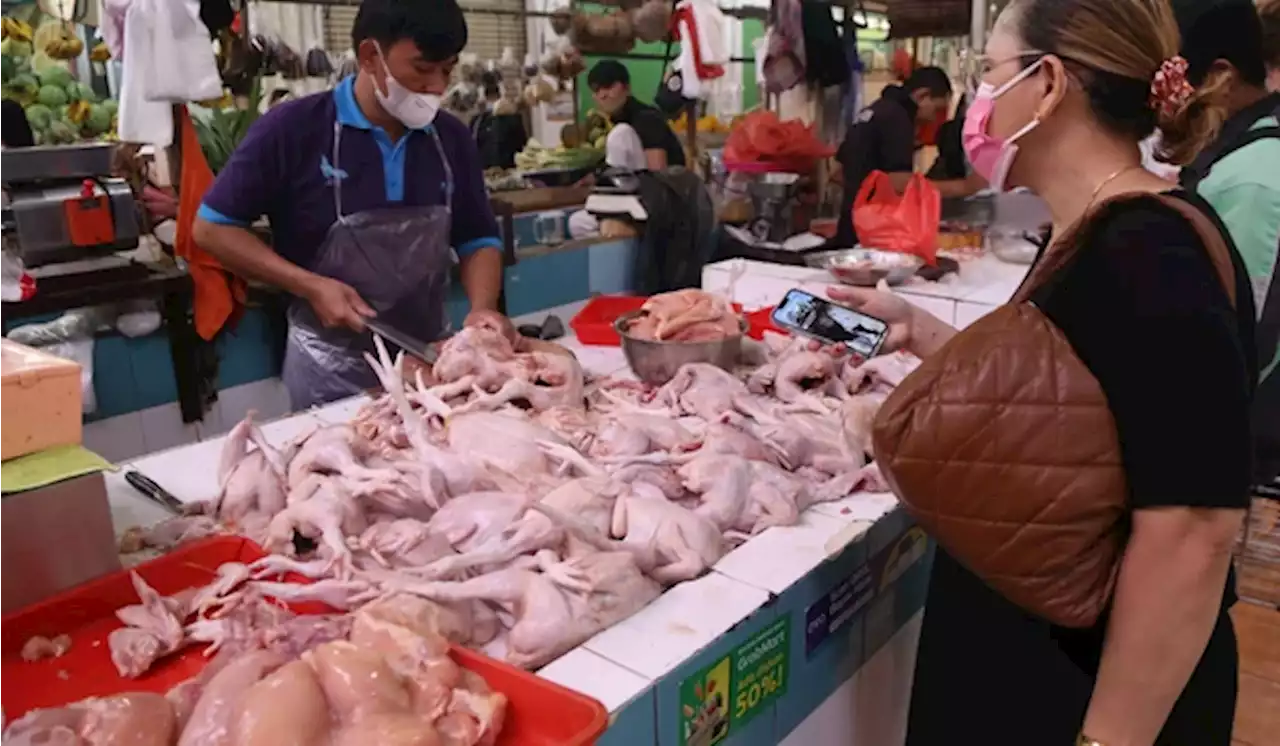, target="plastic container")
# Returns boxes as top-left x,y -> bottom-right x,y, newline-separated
570,295 -> 647,346
2,536 -> 609,746
0,340 -> 82,460
746,306 -> 783,339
